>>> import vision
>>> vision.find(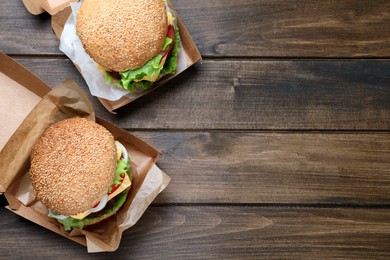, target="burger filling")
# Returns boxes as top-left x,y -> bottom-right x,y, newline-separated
48,141 -> 131,231
105,0 -> 181,92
